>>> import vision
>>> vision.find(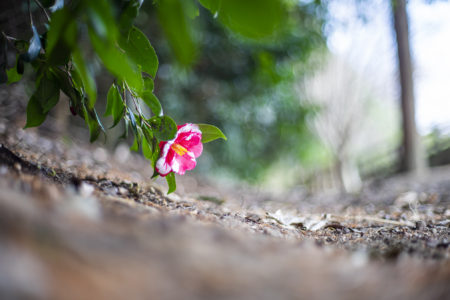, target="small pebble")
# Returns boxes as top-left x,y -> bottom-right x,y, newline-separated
415,221 -> 425,230
118,187 -> 129,195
